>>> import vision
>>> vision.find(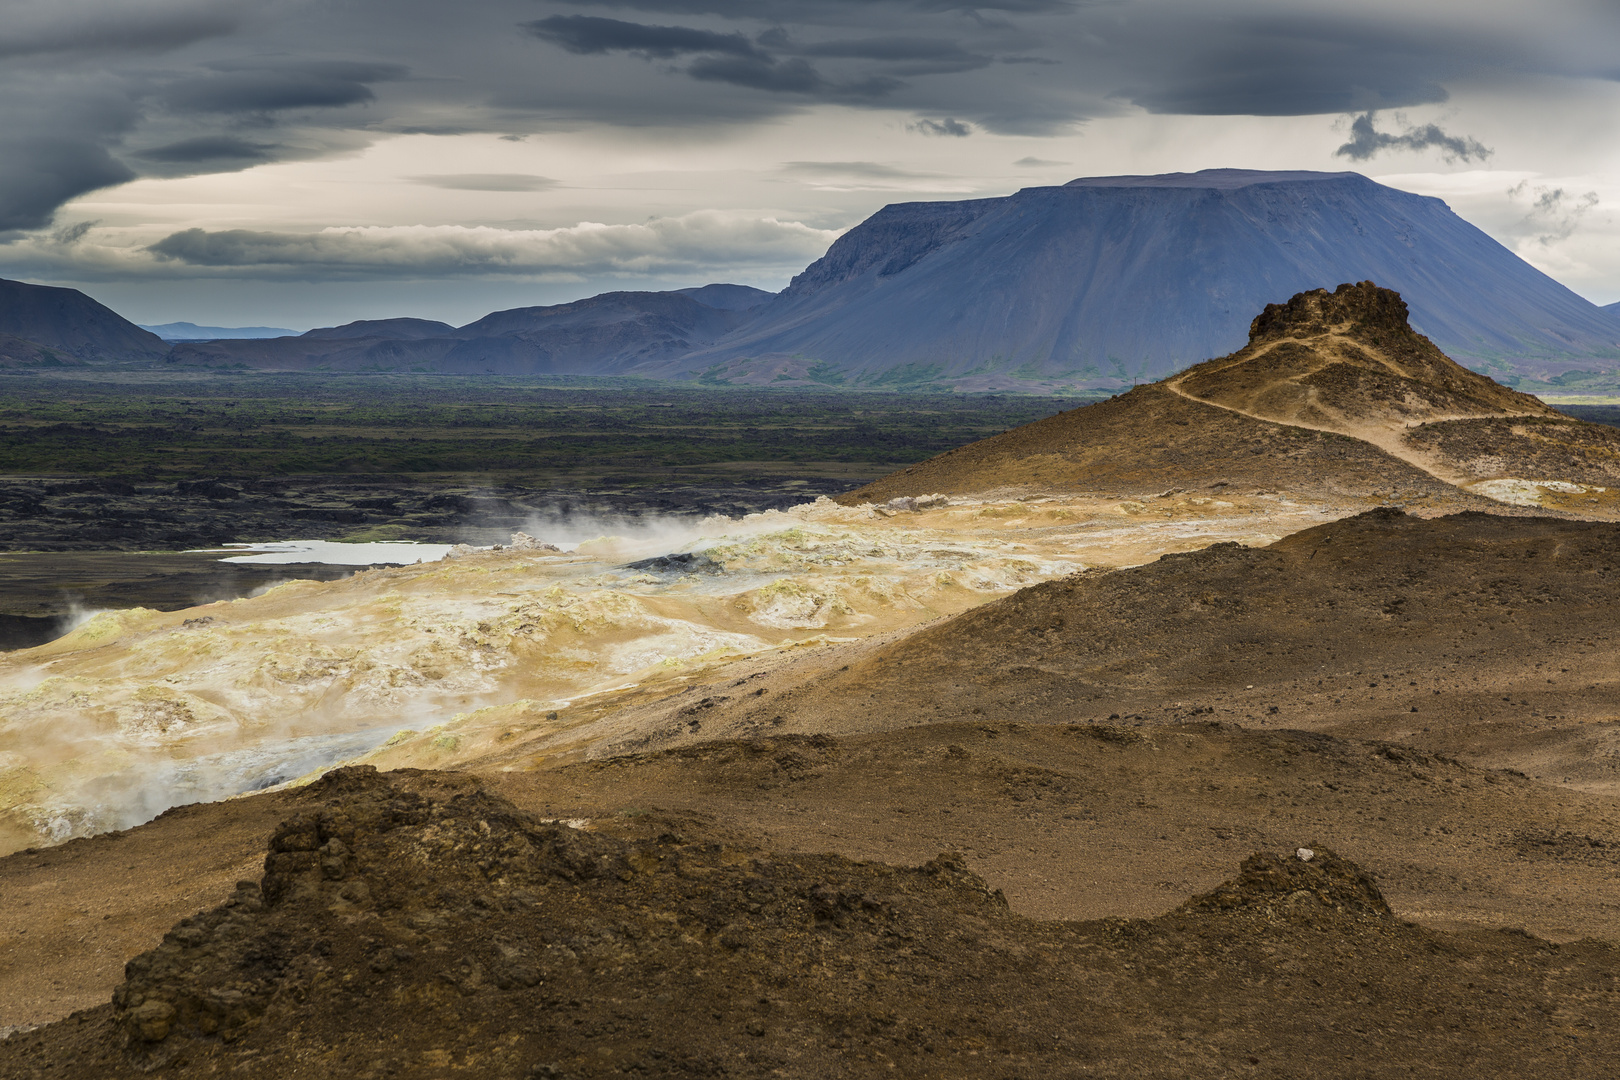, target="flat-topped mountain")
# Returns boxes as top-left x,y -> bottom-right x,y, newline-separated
840,282 -> 1620,508
0,278 -> 167,364
676,170 -> 1620,389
